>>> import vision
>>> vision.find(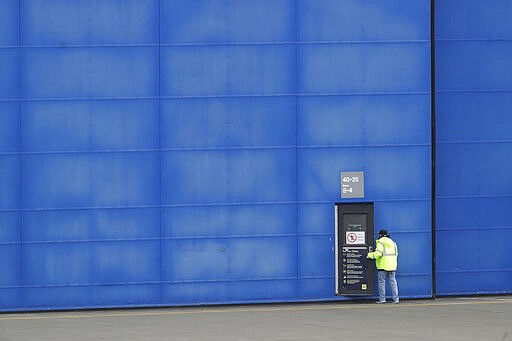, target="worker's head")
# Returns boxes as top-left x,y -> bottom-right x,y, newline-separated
378,229 -> 389,238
